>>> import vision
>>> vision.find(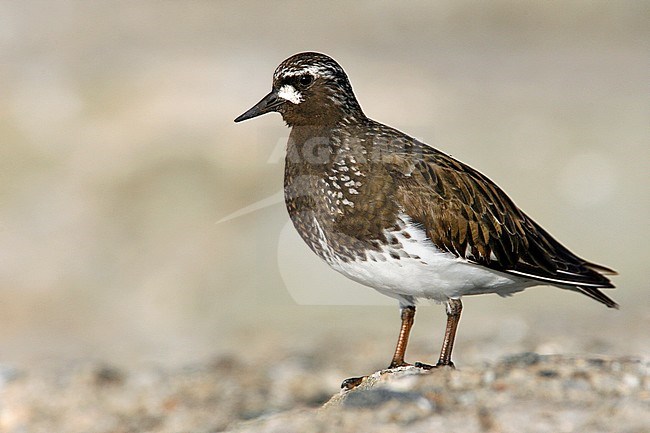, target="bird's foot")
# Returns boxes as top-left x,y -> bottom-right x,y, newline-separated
342,361 -> 455,389
387,361 -> 412,369
414,361 -> 455,370
340,375 -> 366,390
